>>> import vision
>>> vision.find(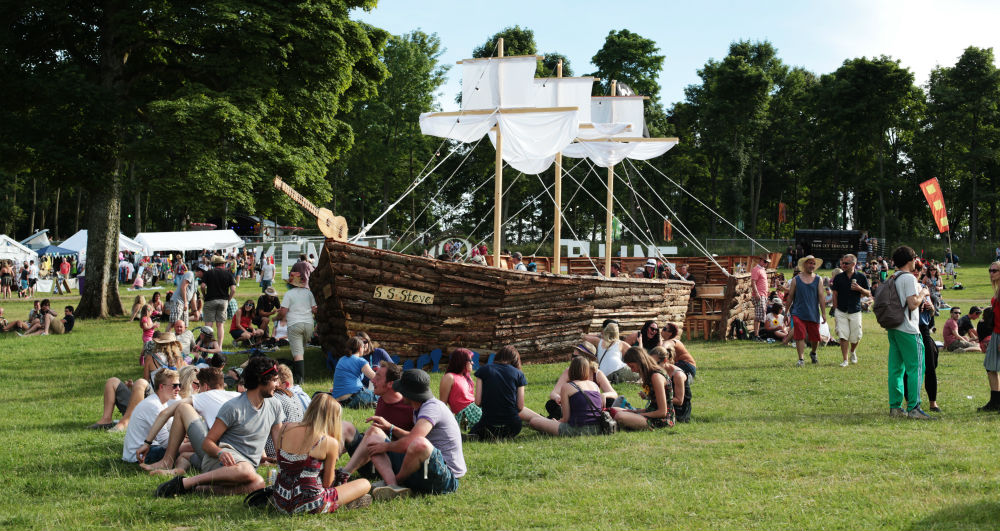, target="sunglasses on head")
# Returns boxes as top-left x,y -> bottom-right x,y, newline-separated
990,268 -> 1000,273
